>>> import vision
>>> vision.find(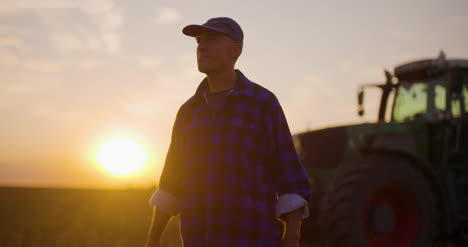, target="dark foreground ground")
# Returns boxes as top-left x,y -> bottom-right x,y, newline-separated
0,186 -> 182,247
